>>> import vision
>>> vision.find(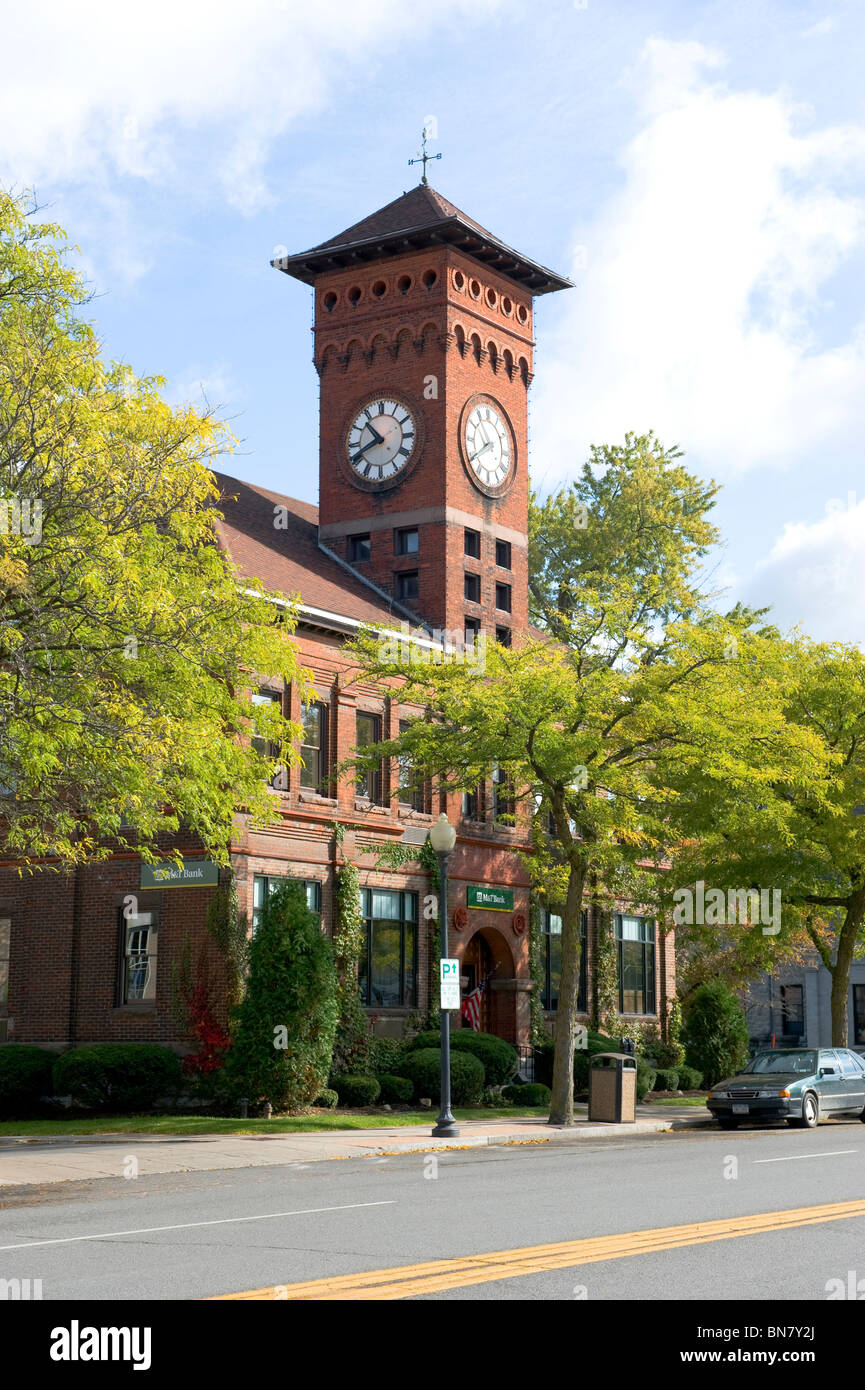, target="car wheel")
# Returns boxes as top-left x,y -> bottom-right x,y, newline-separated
798,1092 -> 819,1129
717,1117 -> 739,1130
859,1106 -> 865,1125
